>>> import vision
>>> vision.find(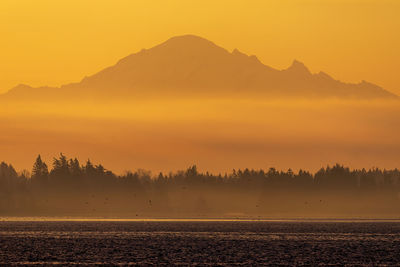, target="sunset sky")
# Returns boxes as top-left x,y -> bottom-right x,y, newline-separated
1,0 -> 399,95
2,2 -> 400,261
